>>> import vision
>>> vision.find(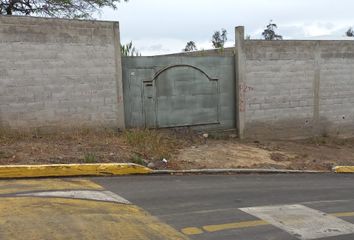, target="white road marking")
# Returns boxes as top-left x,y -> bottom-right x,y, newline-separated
299,199 -> 354,205
240,204 -> 354,240
17,190 -> 131,204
